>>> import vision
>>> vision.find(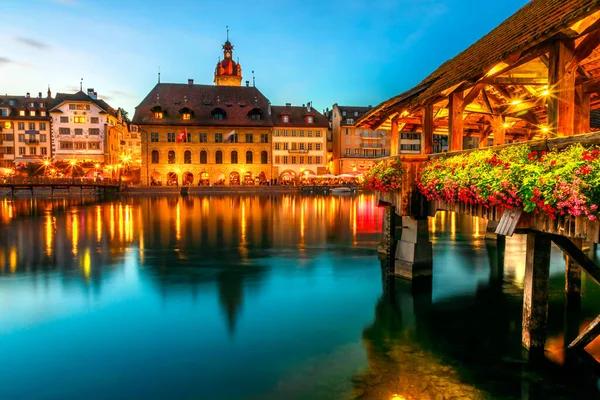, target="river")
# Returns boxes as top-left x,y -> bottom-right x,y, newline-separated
0,194 -> 599,399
